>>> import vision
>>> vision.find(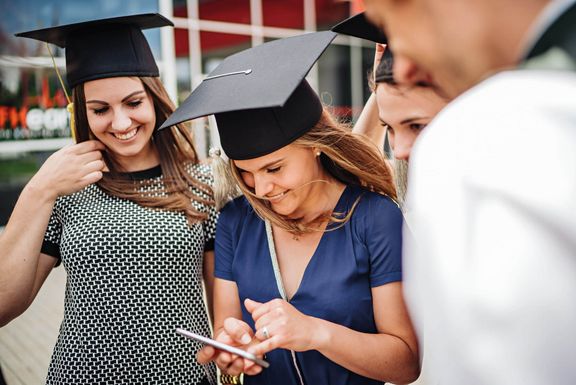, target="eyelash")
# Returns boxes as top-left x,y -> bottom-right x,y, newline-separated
267,166 -> 281,173
409,123 -> 426,131
92,100 -> 143,116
